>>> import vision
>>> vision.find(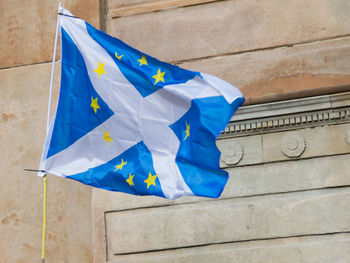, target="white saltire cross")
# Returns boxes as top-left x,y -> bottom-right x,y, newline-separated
42,12 -> 241,199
